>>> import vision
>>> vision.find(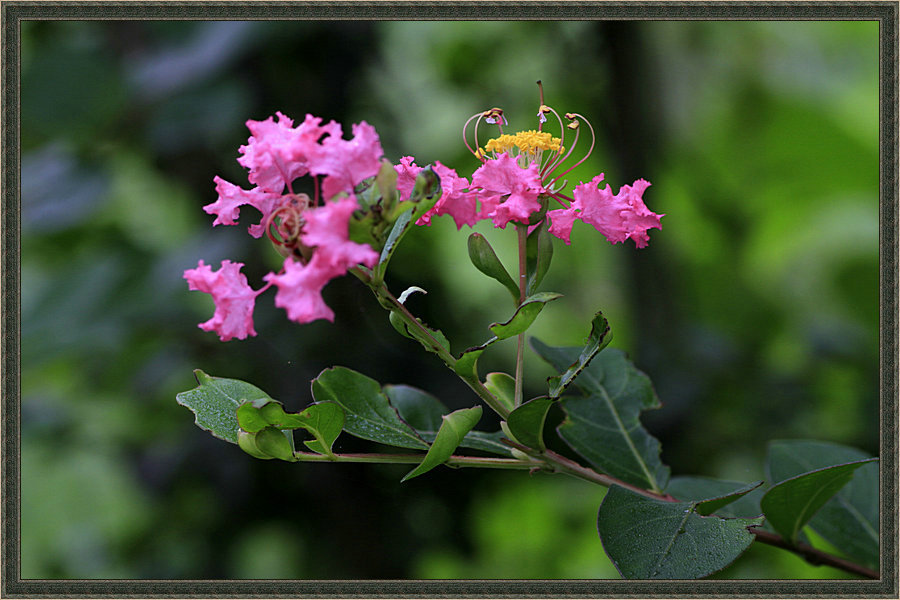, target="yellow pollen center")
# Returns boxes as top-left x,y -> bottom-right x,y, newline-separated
483,130 -> 562,155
